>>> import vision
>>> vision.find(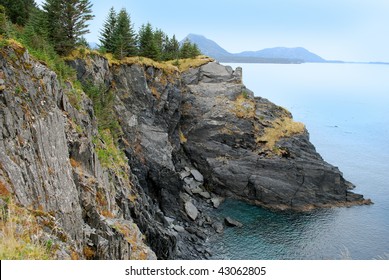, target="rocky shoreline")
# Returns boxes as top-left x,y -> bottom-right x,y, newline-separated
0,43 -> 371,260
